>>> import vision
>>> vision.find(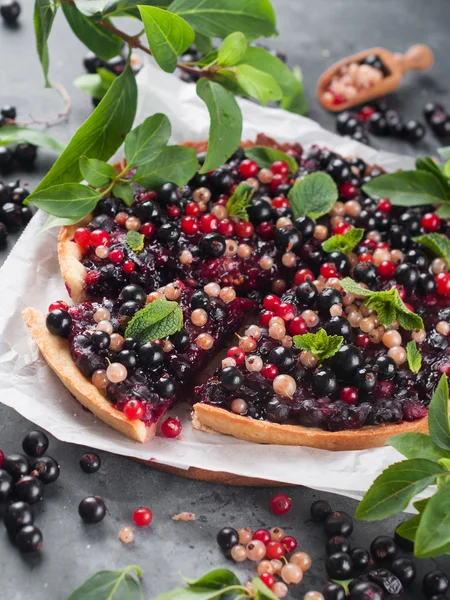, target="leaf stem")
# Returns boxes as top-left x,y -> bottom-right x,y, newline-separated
7,83 -> 72,129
